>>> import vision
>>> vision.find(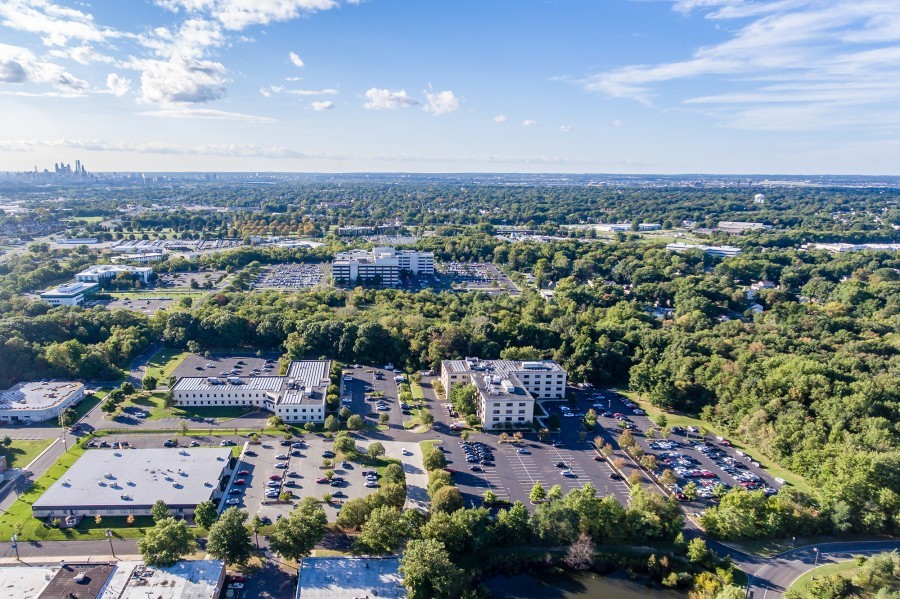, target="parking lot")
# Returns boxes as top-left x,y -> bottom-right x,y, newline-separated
171,354 -> 279,381
339,365 -> 410,431
437,261 -> 520,295
252,263 -> 325,290
157,270 -> 226,290
222,435 -> 426,522
576,389 -> 783,509
99,295 -> 181,314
